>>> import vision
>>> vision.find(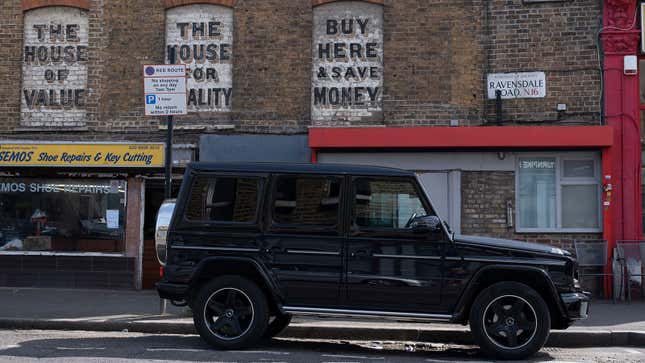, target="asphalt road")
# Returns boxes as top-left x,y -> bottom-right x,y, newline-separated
0,329 -> 642,362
